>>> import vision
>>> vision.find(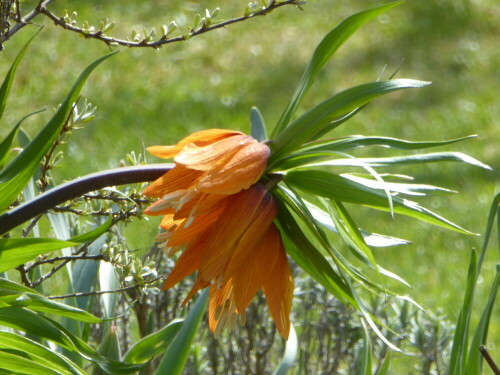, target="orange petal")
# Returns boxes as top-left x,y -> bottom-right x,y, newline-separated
143,166 -> 202,198
208,280 -> 234,333
174,135 -> 253,172
162,236 -> 208,290
147,129 -> 243,160
224,192 -> 277,279
167,205 -> 225,247
174,193 -> 227,219
231,224 -> 281,313
144,201 -> 175,216
198,186 -> 266,283
160,213 -> 184,231
147,145 -> 182,159
178,129 -> 243,149
262,235 -> 293,340
197,141 -> 270,195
